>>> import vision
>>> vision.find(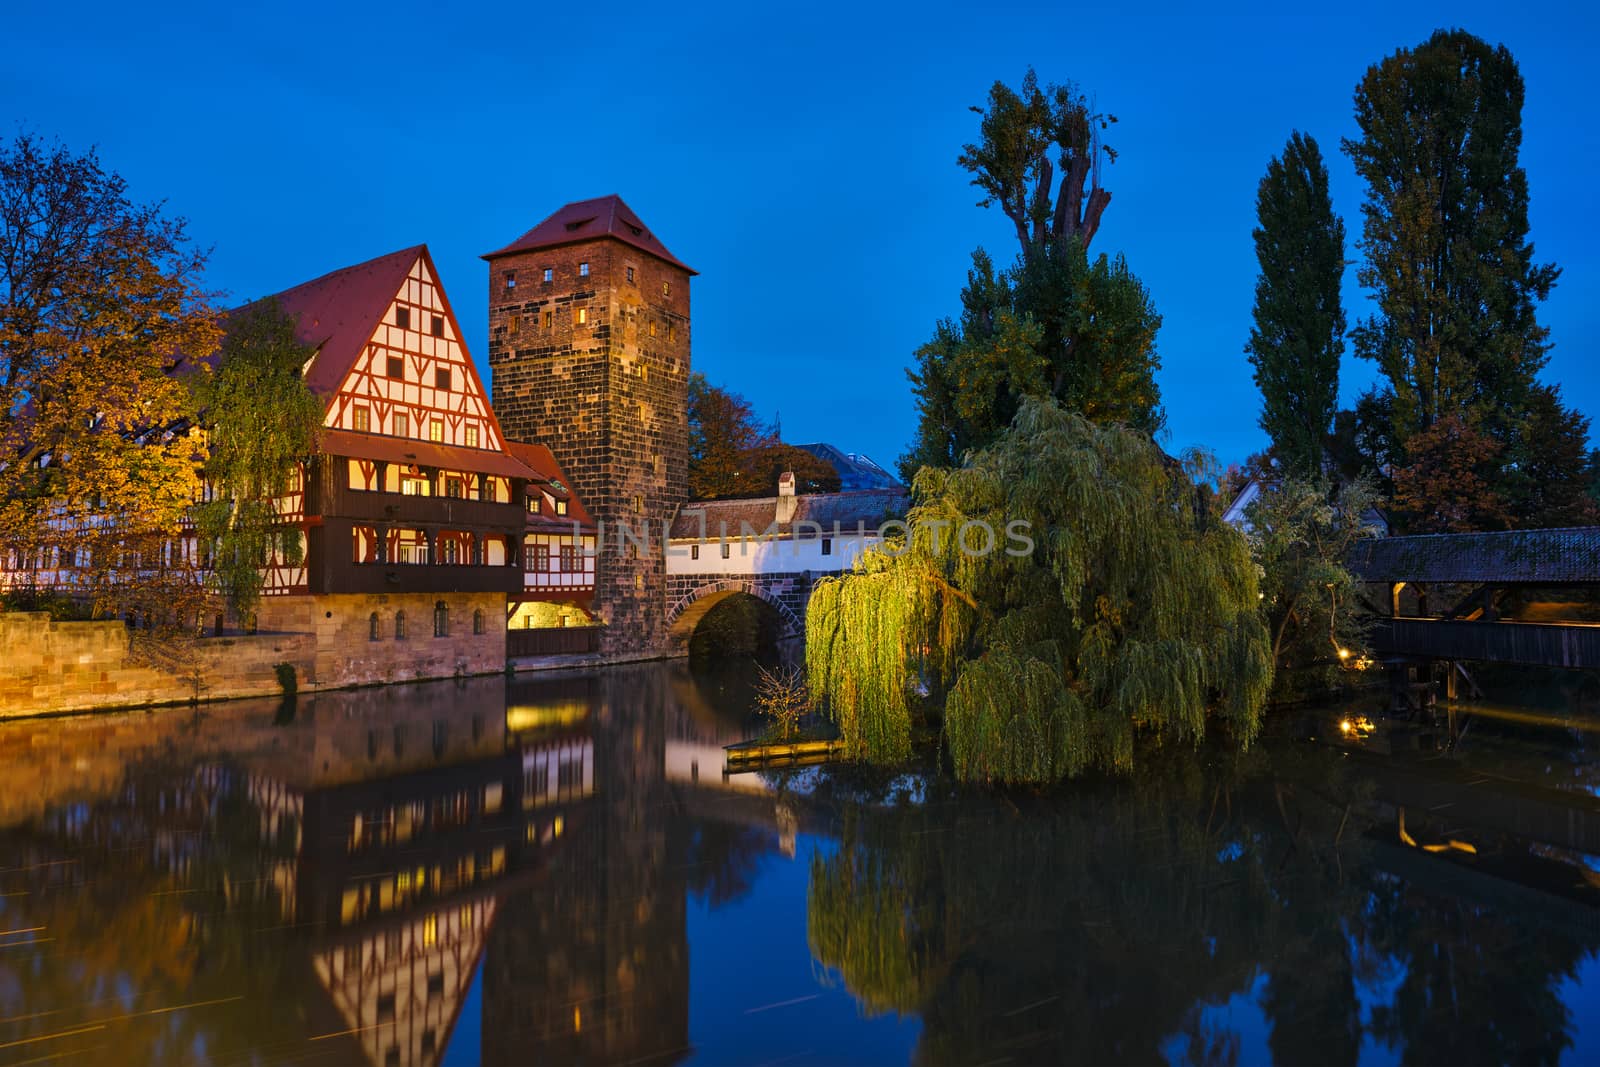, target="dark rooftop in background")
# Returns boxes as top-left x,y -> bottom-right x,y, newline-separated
481,195 -> 695,274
